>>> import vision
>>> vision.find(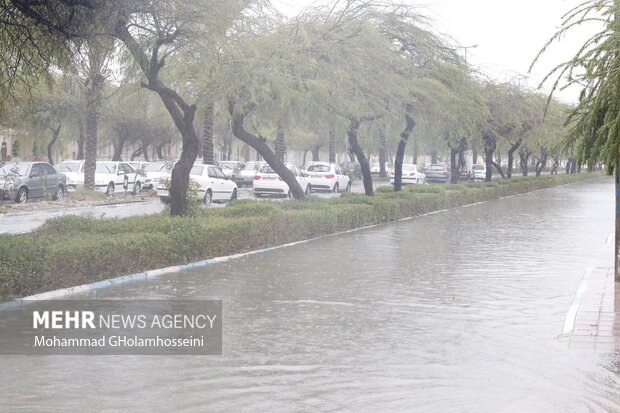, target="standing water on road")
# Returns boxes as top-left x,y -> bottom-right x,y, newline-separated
1,177 -> 618,412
